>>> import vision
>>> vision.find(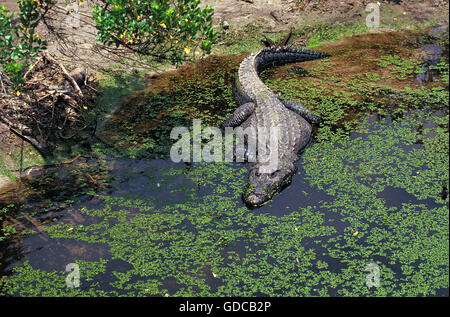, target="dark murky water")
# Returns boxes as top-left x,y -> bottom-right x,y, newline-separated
416,25 -> 449,84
